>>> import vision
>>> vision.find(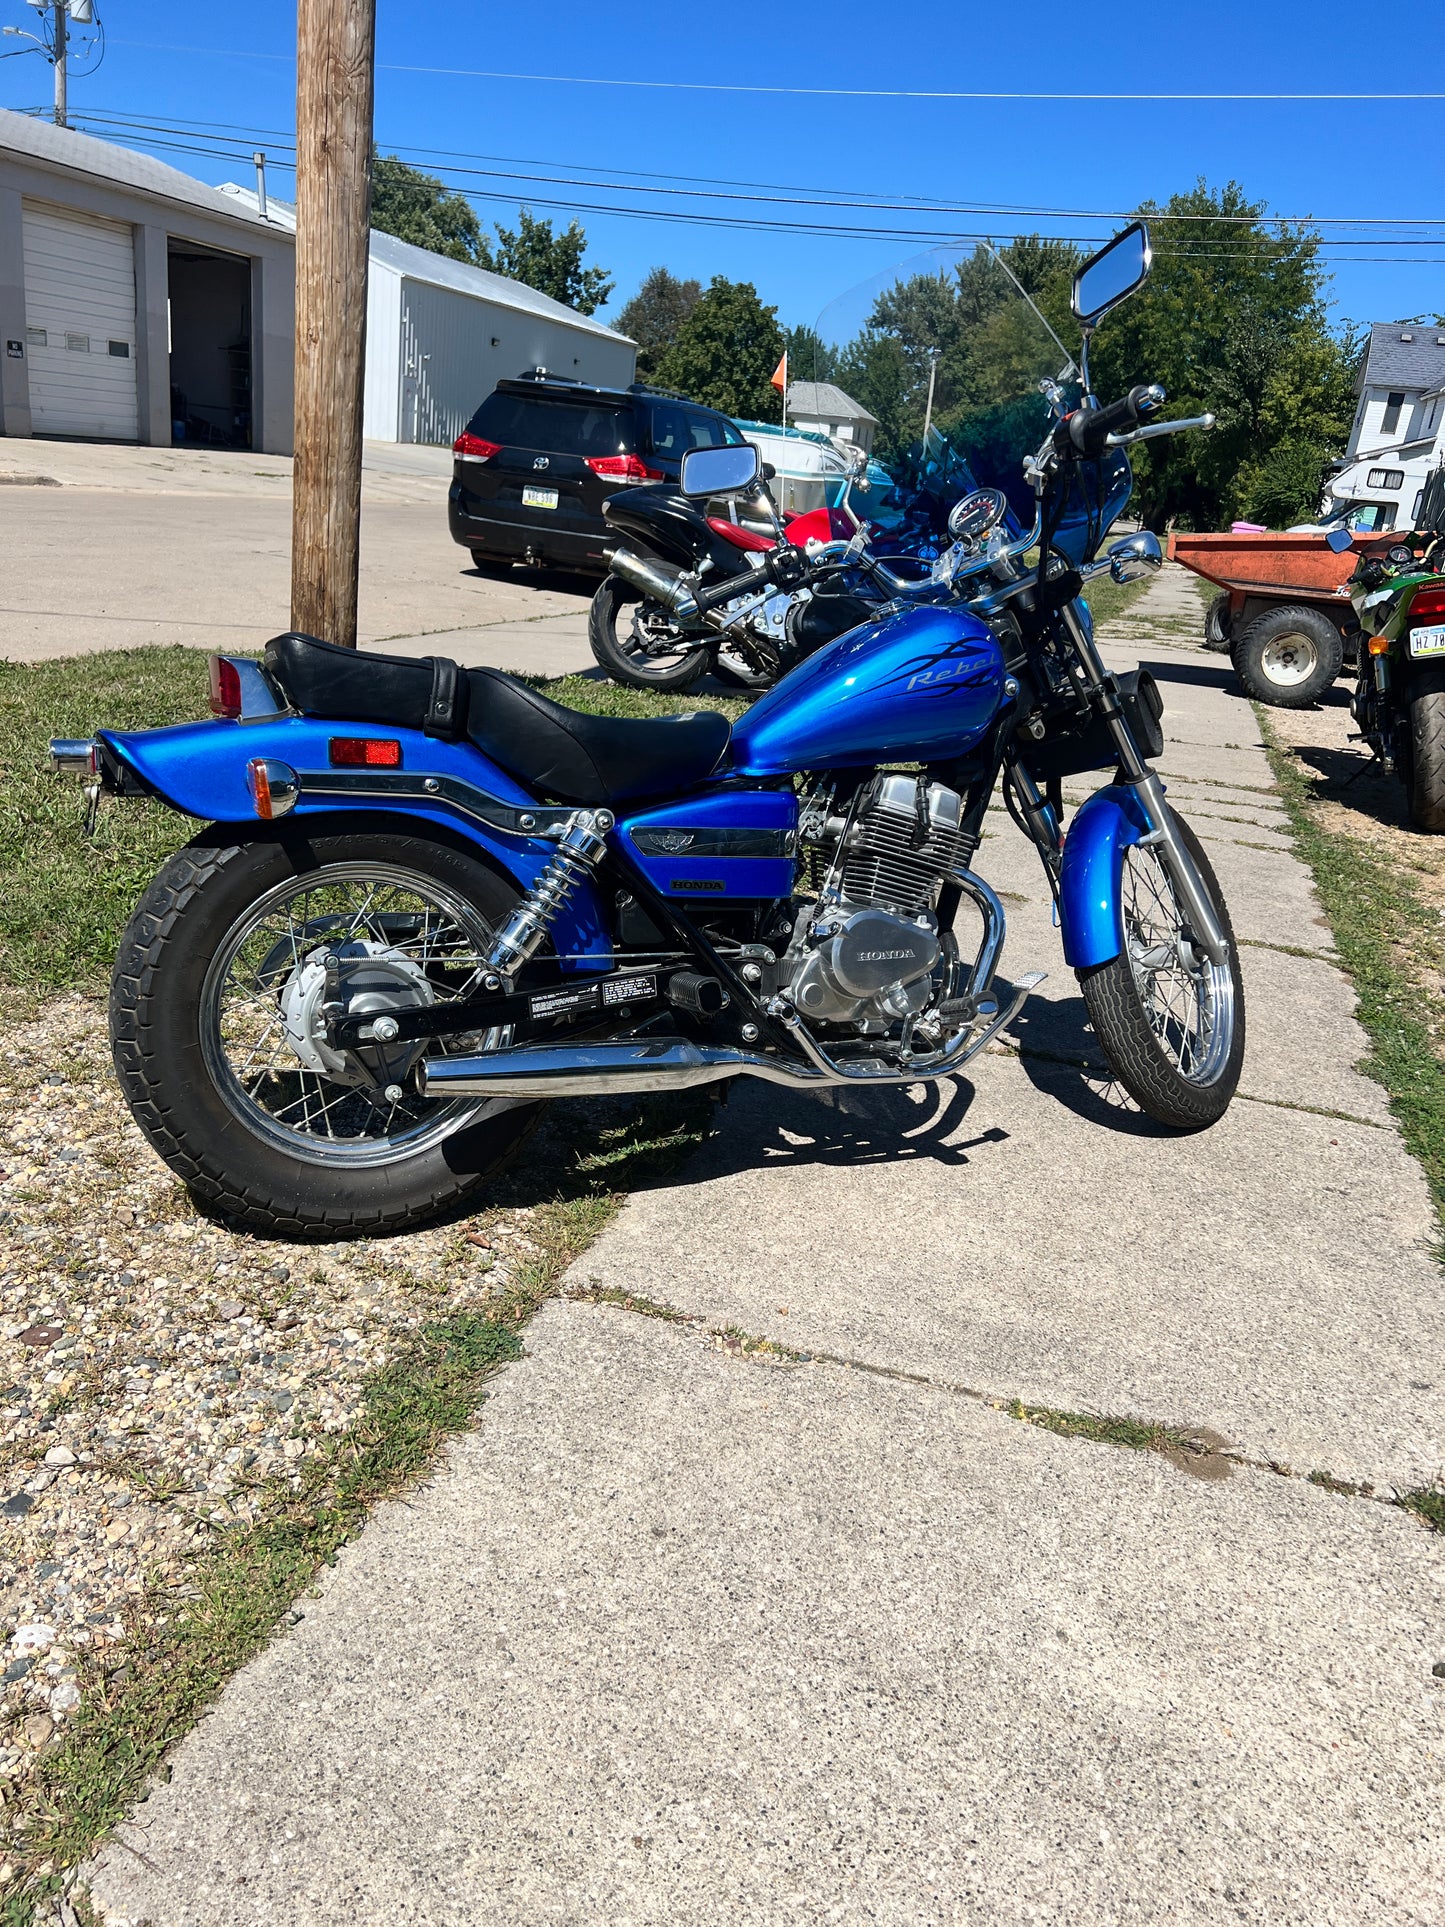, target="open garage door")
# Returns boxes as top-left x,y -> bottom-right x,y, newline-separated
167,241 -> 252,449
22,200 -> 138,440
